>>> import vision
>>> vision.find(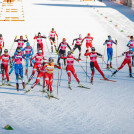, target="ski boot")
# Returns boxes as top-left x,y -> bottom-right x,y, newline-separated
78,81 -> 82,87
25,87 -> 33,93
107,64 -> 110,69
103,76 -> 108,80
25,69 -> 28,75
1,80 -> 5,86
16,83 -> 19,91
50,91 -> 53,97
30,63 -> 33,67
91,77 -> 93,85
22,82 -> 25,89
7,81 -> 12,86
68,82 -> 72,90
42,86 -> 46,92
110,62 -> 112,68
111,70 -> 118,77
